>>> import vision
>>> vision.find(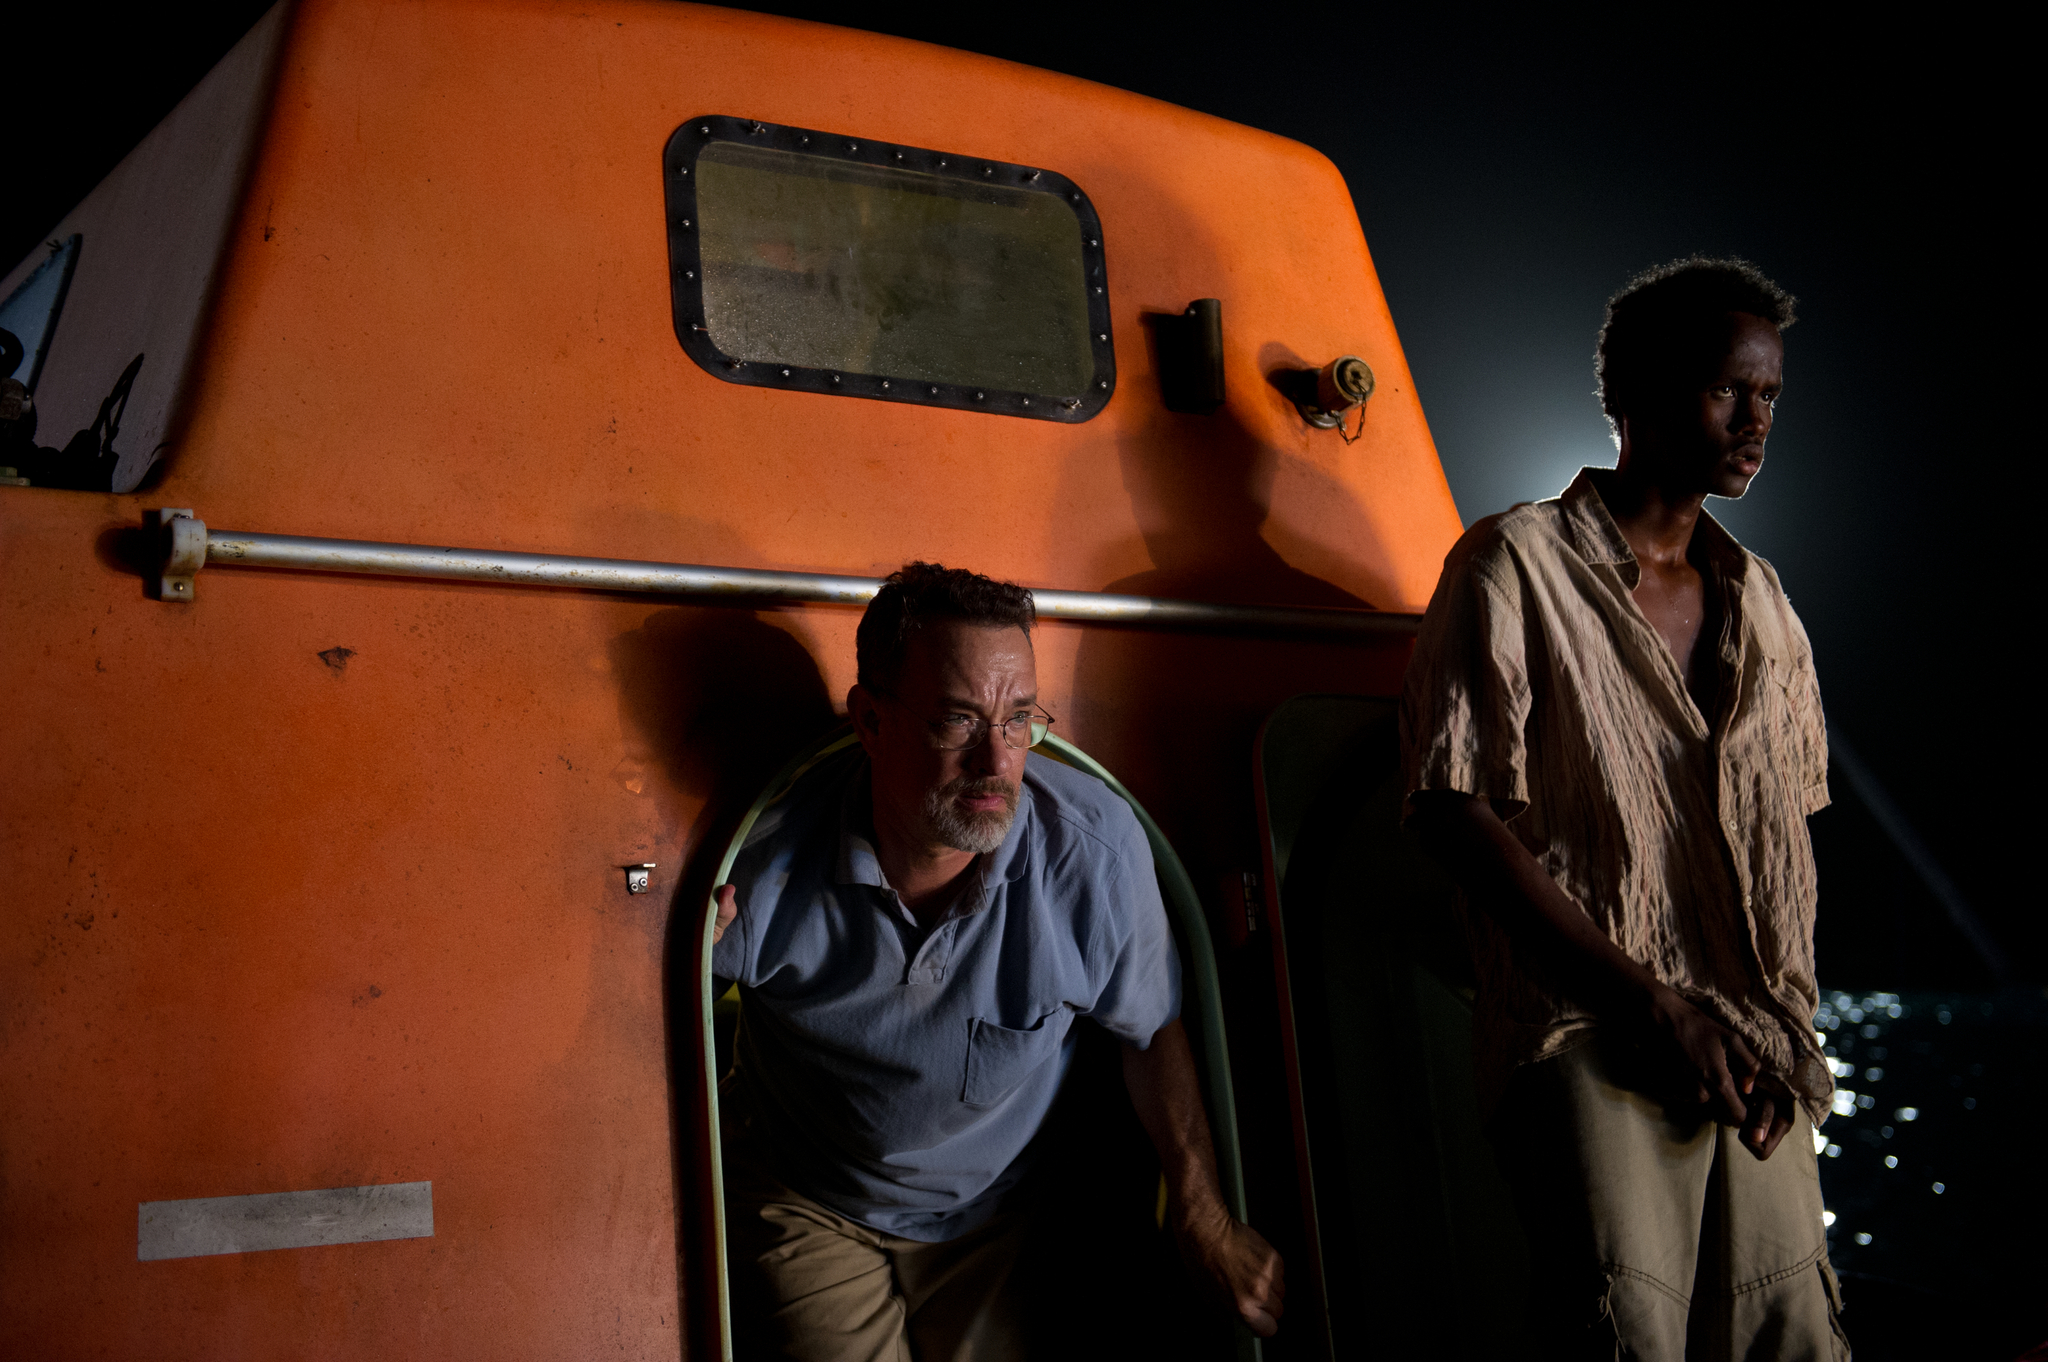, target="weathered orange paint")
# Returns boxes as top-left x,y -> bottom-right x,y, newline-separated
0,1 -> 1463,1357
